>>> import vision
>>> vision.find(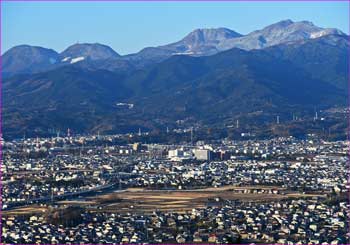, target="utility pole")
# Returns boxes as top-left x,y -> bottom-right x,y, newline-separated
190,127 -> 193,145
